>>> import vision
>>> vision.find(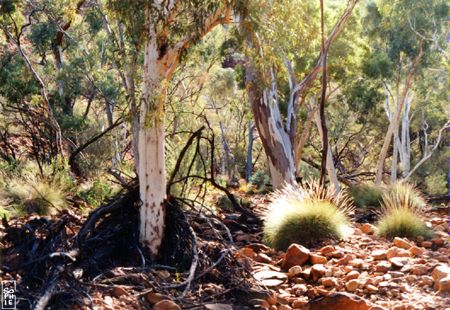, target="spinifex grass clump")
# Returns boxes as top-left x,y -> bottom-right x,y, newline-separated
349,183 -> 383,208
263,181 -> 353,250
377,182 -> 430,239
385,182 -> 426,210
3,176 -> 67,216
